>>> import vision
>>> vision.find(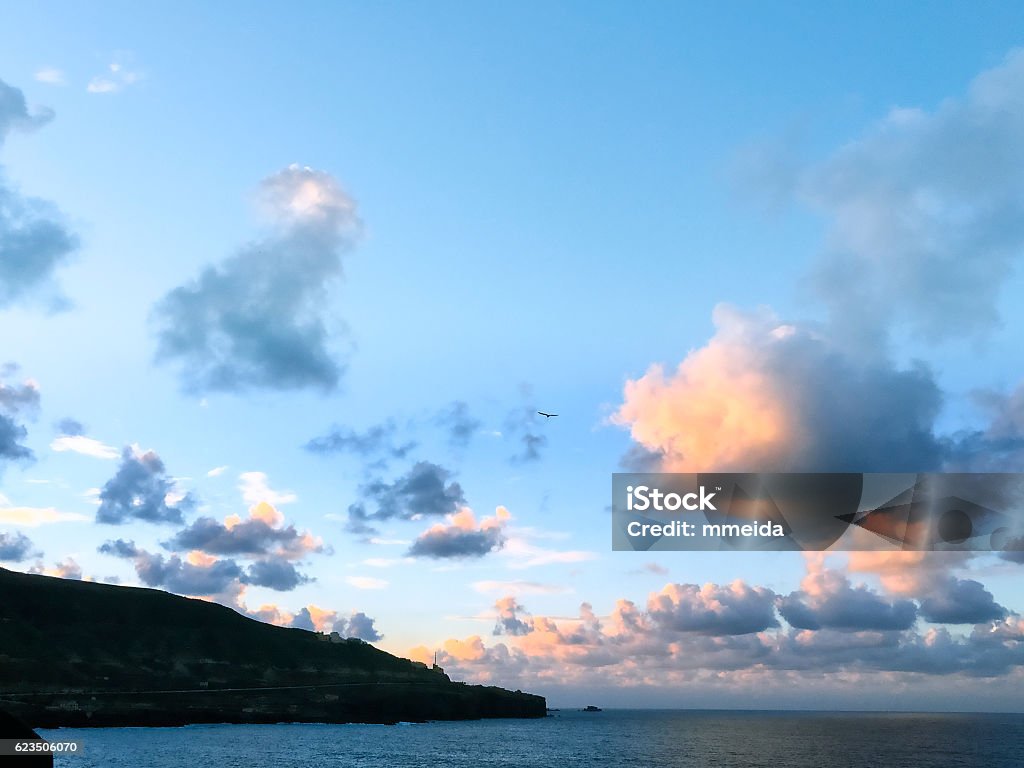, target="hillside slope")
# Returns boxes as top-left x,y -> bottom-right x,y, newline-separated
0,568 -> 545,727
